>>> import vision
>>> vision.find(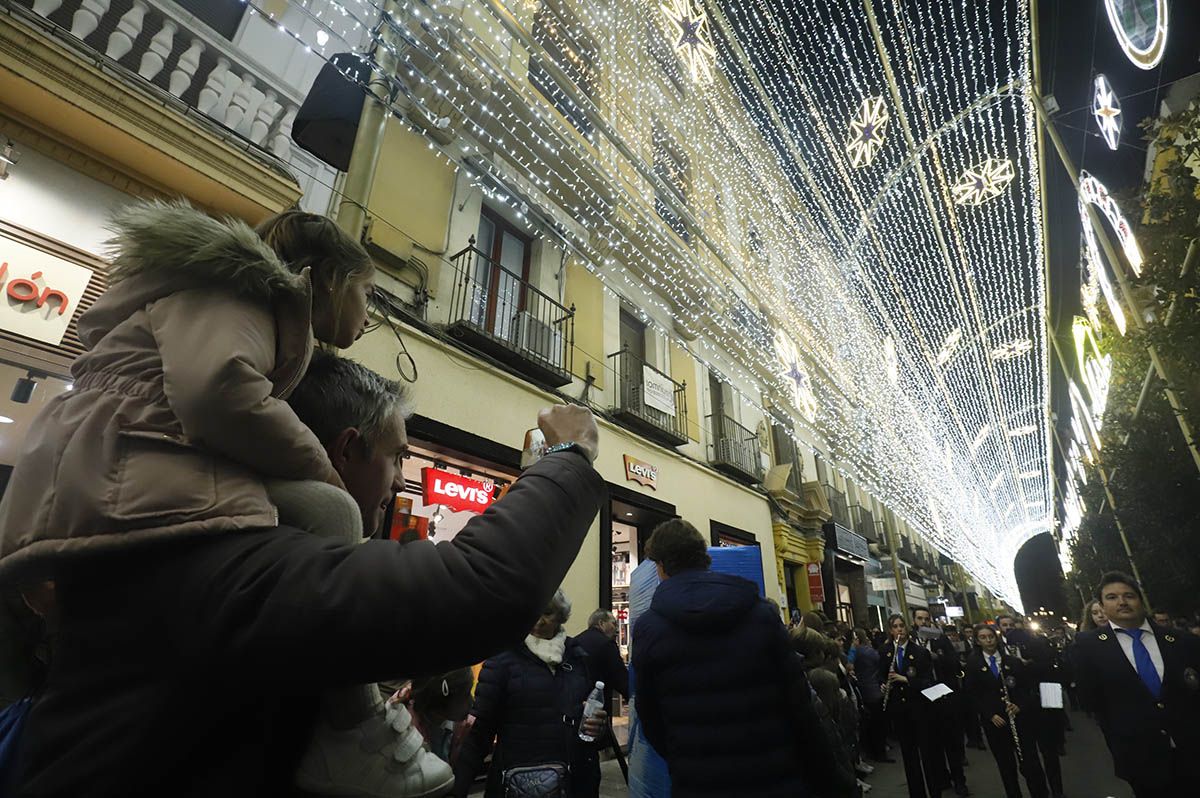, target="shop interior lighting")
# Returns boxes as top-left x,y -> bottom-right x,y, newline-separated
244,0 -> 1049,606
0,416 -> 13,424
